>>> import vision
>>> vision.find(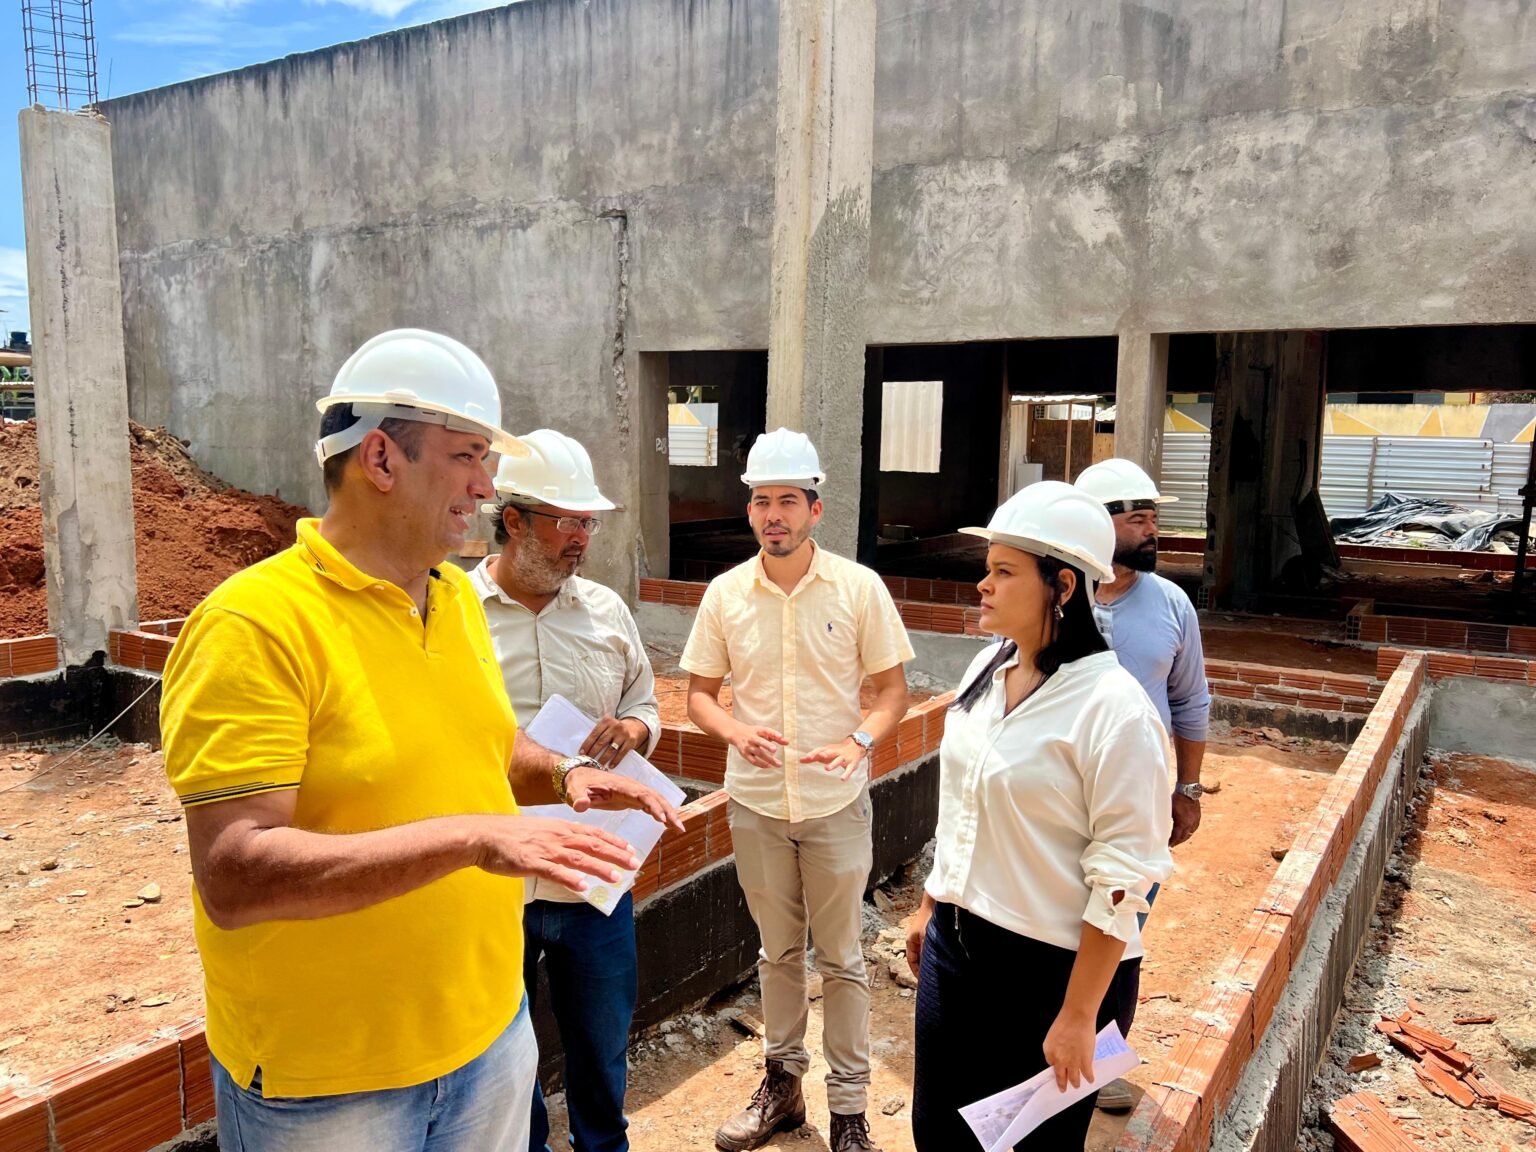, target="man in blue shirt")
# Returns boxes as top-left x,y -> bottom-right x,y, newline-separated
1076,458 -> 1210,1114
